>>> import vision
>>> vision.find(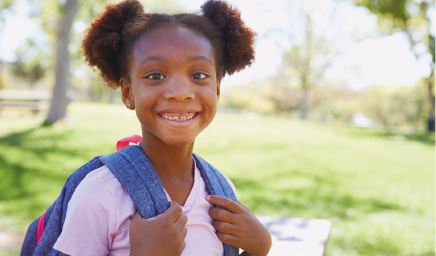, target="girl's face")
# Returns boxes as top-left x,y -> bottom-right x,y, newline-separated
121,25 -> 221,147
